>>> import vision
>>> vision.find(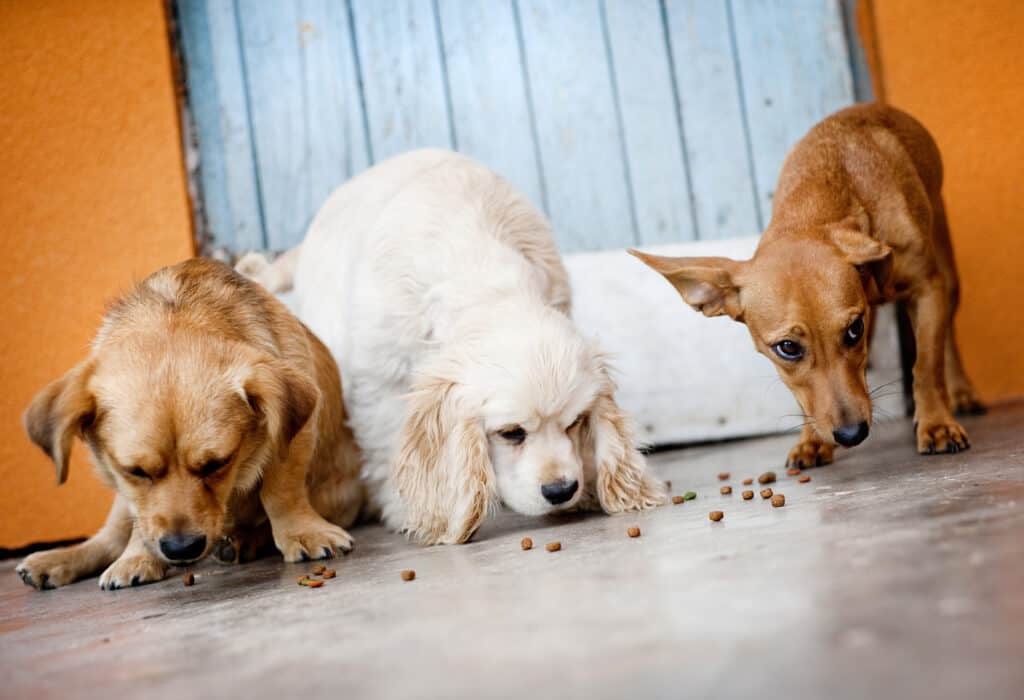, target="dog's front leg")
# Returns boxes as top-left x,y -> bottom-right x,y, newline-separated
259,432 -> 354,561
16,494 -> 133,590
909,279 -> 970,454
786,424 -> 836,468
98,519 -> 169,590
